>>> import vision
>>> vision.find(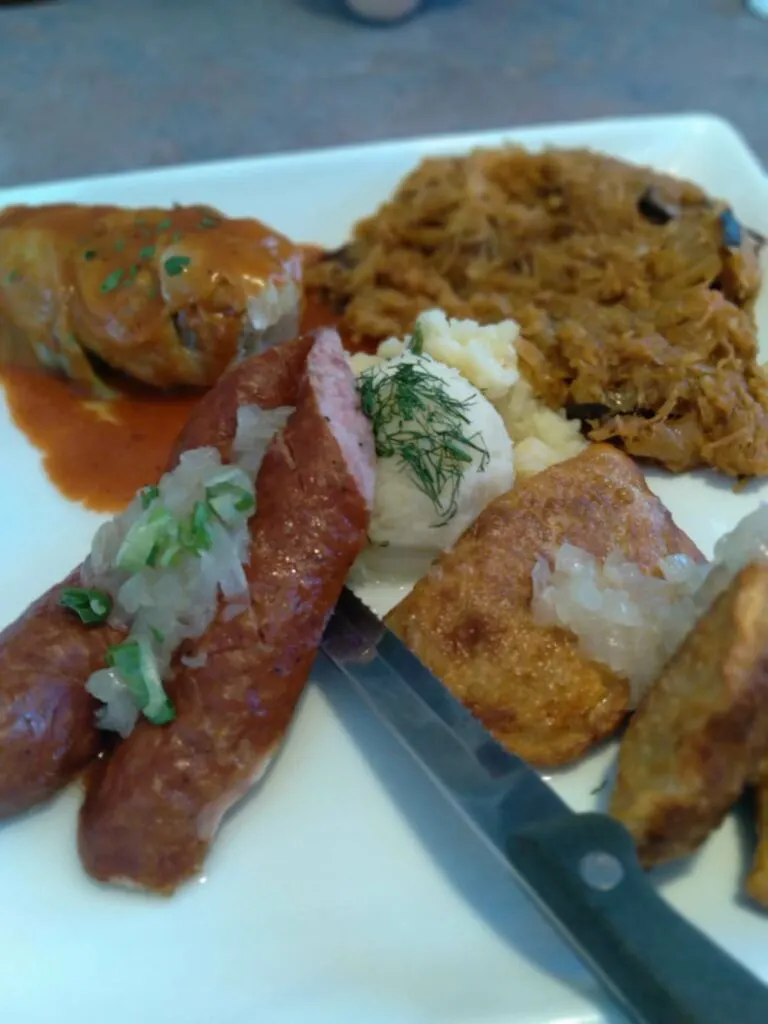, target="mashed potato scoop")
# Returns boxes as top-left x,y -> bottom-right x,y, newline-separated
358,345 -> 514,553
